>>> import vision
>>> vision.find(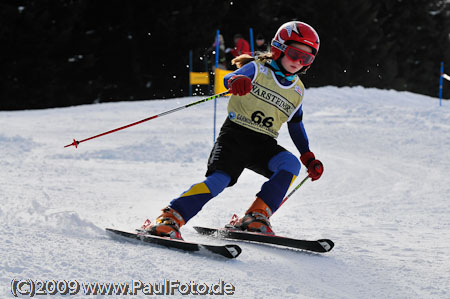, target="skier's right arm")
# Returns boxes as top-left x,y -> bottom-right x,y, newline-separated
224,62 -> 255,96
224,62 -> 256,89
